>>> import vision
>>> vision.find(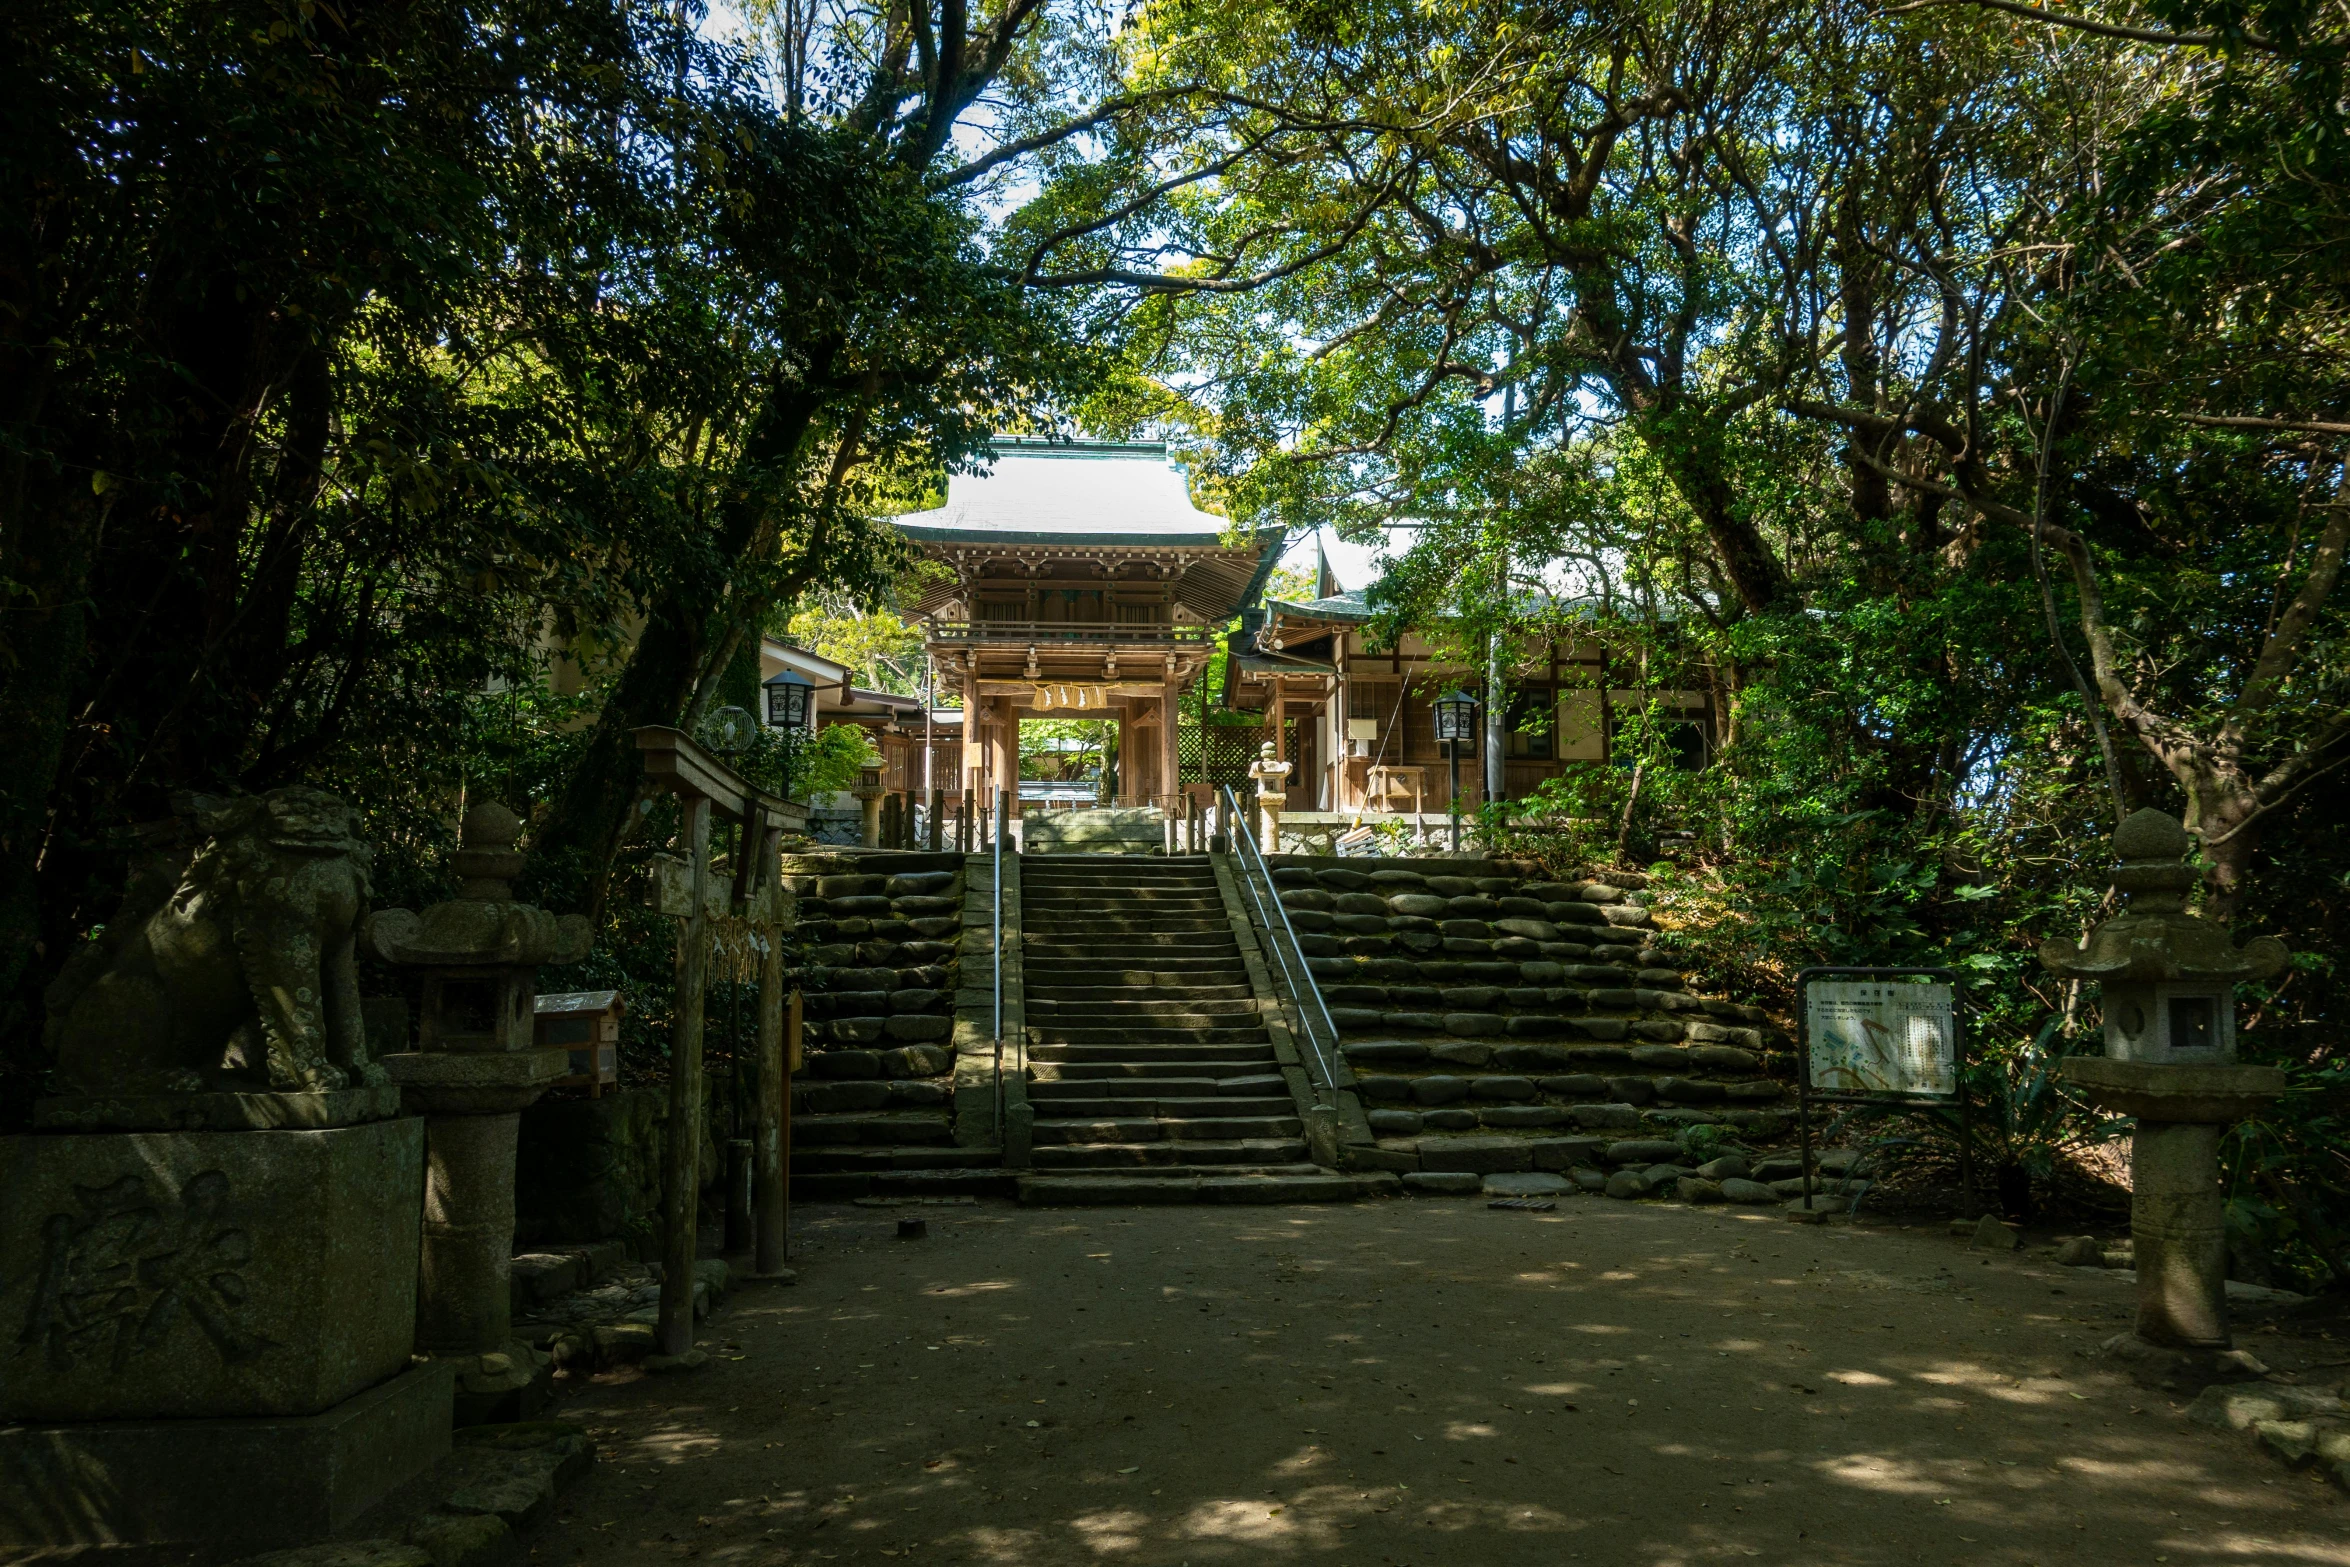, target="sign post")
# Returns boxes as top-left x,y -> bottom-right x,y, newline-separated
1794,966 -> 1969,1213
